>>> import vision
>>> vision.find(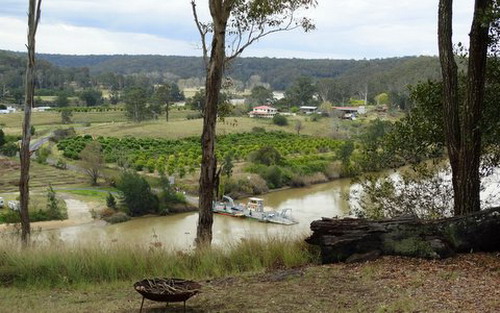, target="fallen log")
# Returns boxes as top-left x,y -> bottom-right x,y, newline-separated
305,207 -> 500,264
